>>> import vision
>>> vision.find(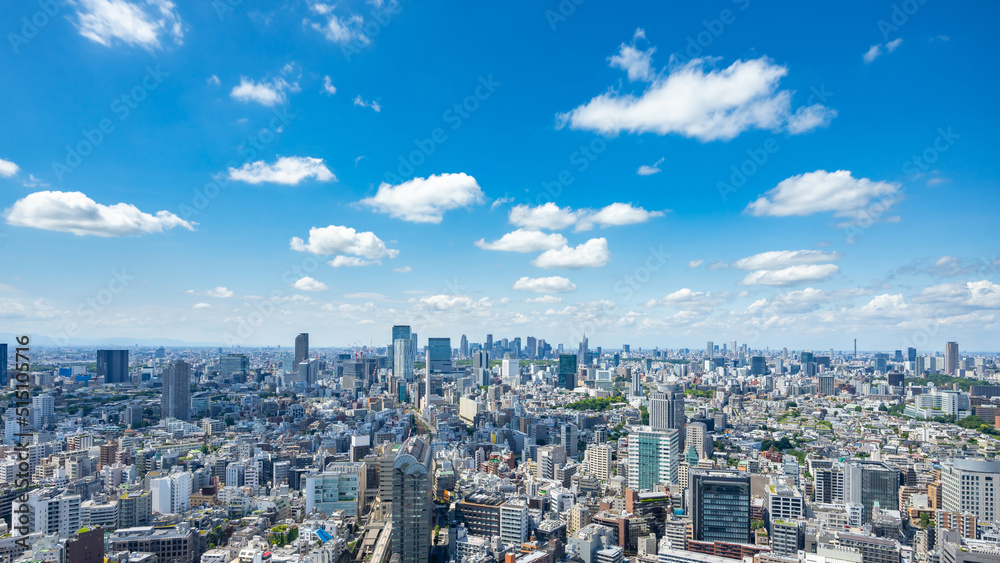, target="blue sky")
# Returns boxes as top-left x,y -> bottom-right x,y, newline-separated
1,0 -> 998,351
